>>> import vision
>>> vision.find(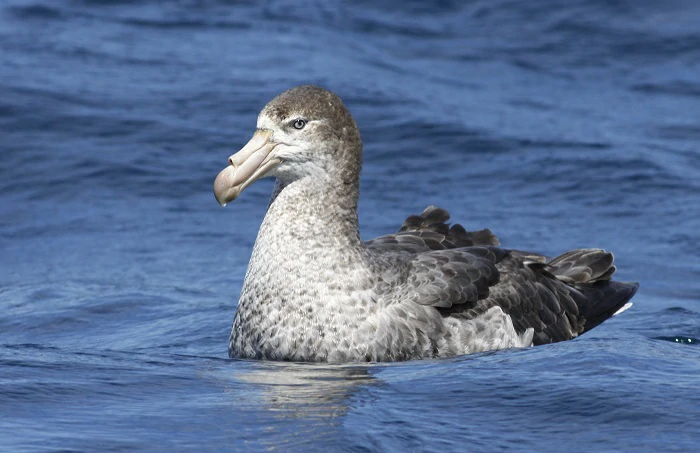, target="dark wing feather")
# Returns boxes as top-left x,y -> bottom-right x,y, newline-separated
366,205 -> 499,254
368,206 -> 637,346
436,251 -> 583,343
437,249 -> 637,344
547,248 -> 616,284
402,246 -> 504,308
